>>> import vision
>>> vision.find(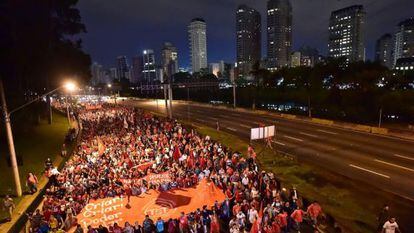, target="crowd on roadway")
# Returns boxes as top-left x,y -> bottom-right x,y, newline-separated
27,105 -> 327,233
